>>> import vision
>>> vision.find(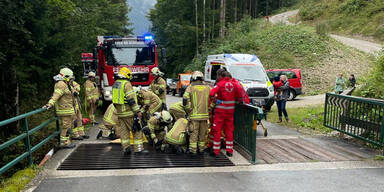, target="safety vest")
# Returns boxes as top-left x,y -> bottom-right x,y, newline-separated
184,82 -> 210,120
48,81 -> 75,116
165,118 -> 188,145
112,79 -> 139,117
112,80 -> 128,104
